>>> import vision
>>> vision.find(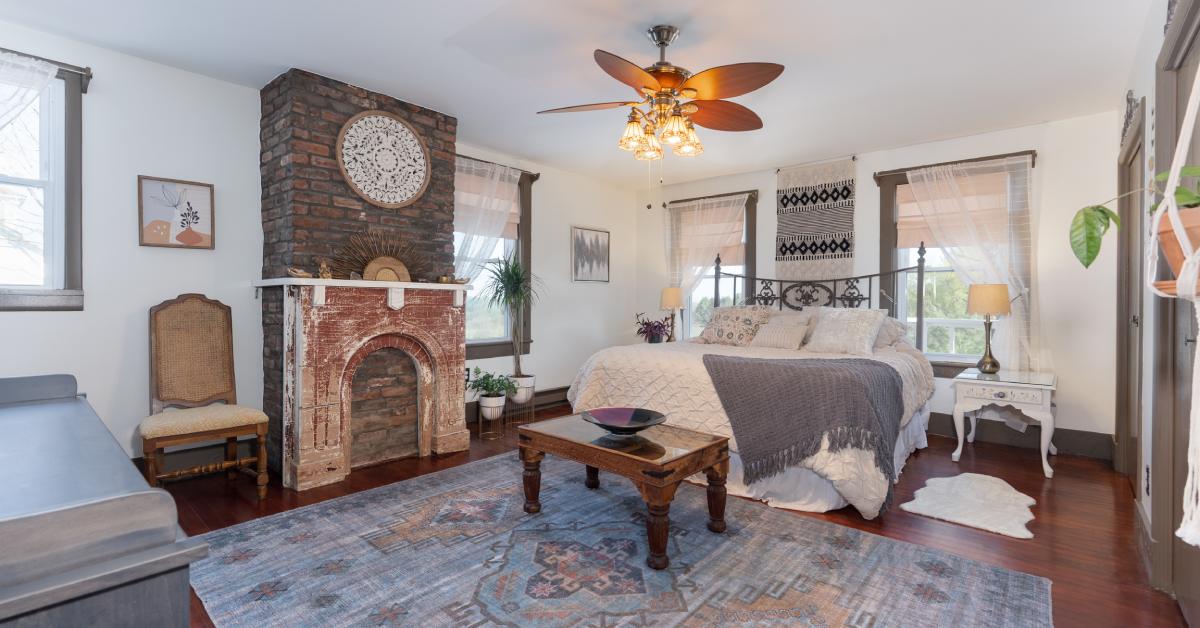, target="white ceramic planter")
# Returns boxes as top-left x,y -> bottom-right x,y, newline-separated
509,375 -> 535,404
479,394 -> 506,420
